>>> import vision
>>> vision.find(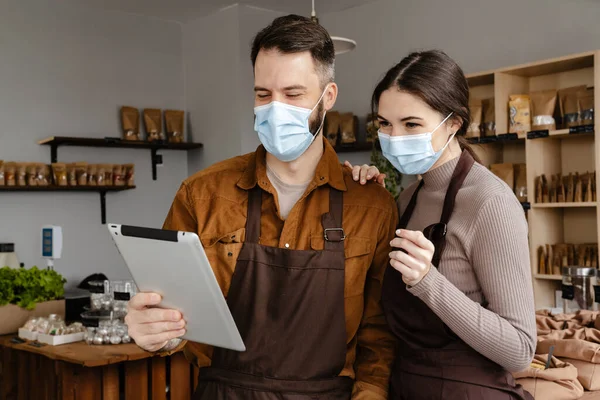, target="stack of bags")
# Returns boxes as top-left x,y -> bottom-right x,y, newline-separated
515,310 -> 600,399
